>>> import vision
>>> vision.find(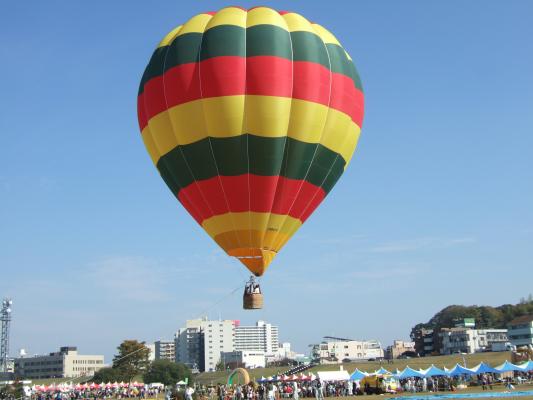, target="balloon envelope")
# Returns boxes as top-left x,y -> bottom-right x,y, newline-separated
138,6 -> 364,276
